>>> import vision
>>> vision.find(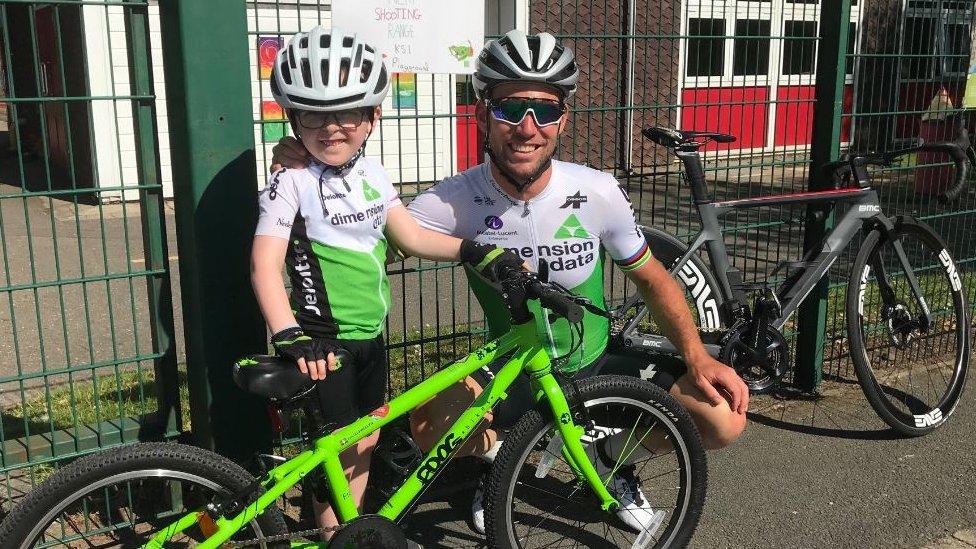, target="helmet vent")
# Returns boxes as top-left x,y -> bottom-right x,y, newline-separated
299,36 -> 308,48
278,62 -> 291,85
320,60 -> 329,86
320,34 -> 330,49
301,59 -> 312,88
373,68 -> 387,94
339,58 -> 351,86
361,59 -> 373,83
342,36 -> 353,48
